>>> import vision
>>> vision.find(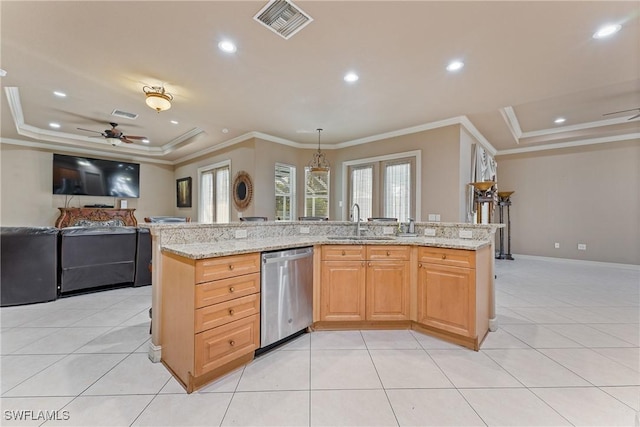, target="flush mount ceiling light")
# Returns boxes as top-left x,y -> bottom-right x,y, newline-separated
49,122 -> 61,129
344,72 -> 359,83
554,117 -> 566,124
143,85 -> 173,113
593,23 -> 622,39
106,137 -> 122,147
446,60 -> 465,72
53,91 -> 67,97
307,128 -> 330,173
218,40 -> 237,53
